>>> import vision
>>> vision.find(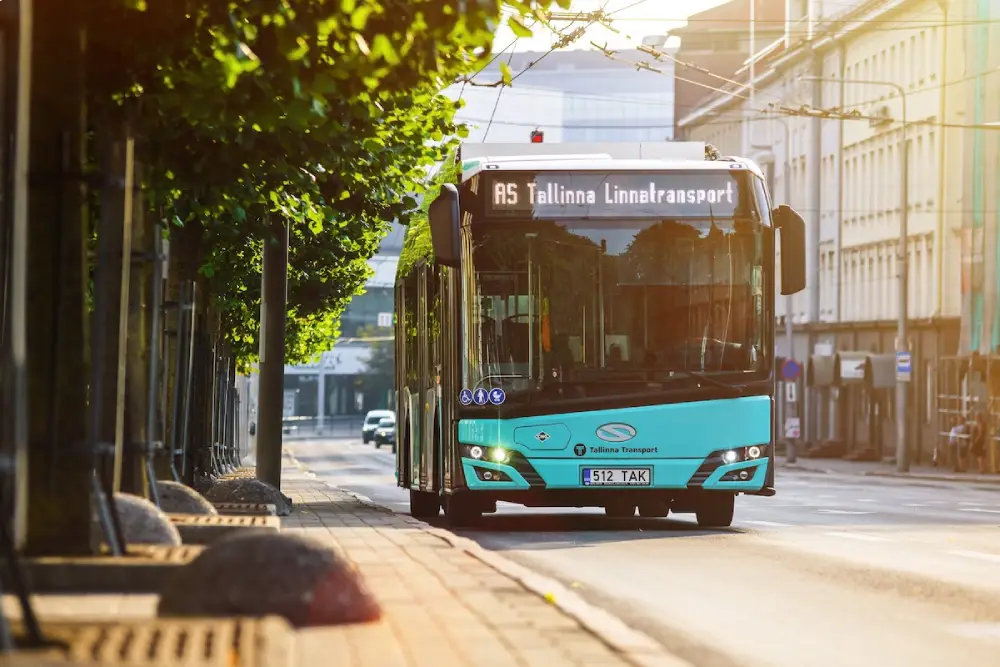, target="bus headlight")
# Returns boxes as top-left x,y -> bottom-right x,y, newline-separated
723,450 -> 739,464
747,445 -> 762,459
462,444 -> 511,464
